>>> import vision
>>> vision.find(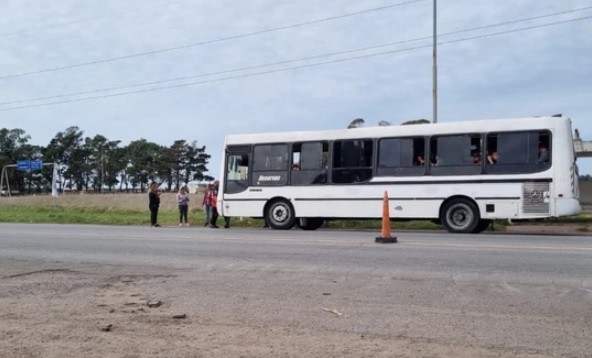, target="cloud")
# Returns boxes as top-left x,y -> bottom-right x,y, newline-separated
0,0 -> 591,175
